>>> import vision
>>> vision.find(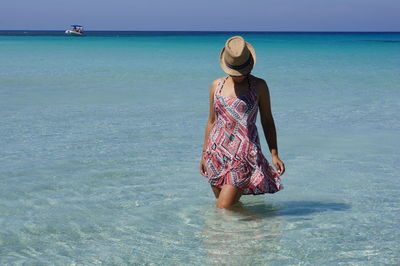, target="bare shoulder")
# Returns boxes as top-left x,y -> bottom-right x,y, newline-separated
210,77 -> 221,88
211,76 -> 225,86
251,75 -> 269,99
209,76 -> 224,94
